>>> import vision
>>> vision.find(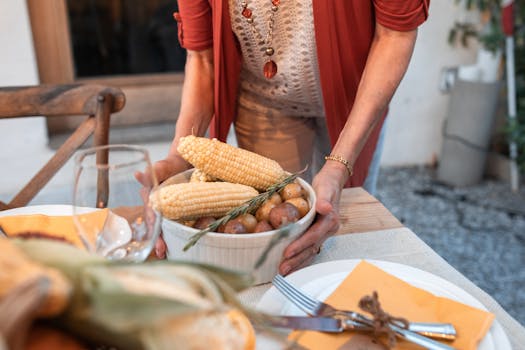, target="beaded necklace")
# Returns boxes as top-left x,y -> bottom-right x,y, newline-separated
239,0 -> 281,79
